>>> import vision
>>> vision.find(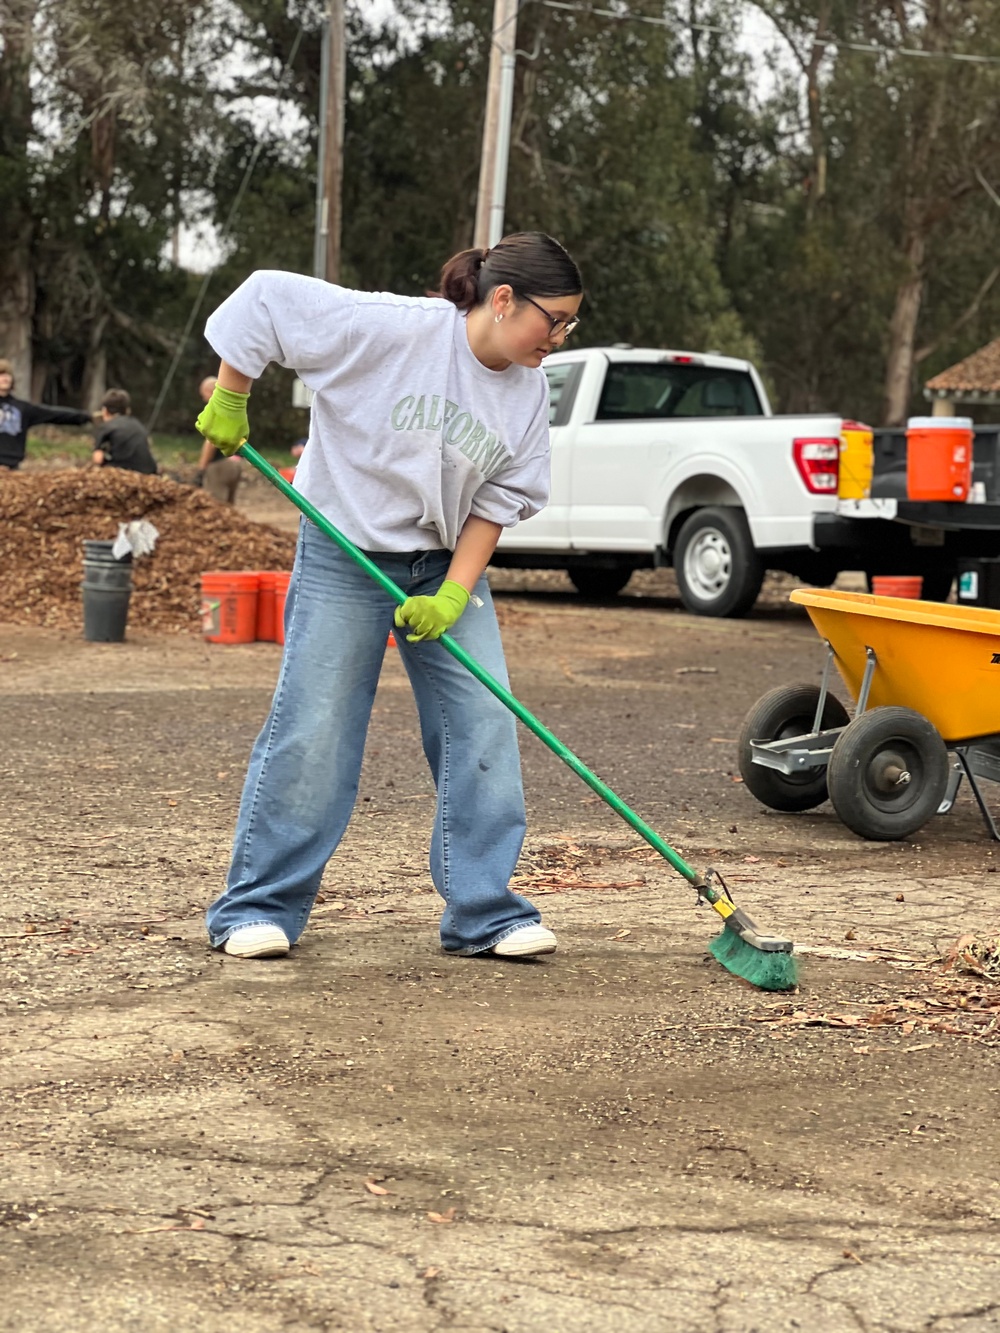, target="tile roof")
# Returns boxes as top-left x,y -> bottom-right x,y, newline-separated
925,336 -> 1000,394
